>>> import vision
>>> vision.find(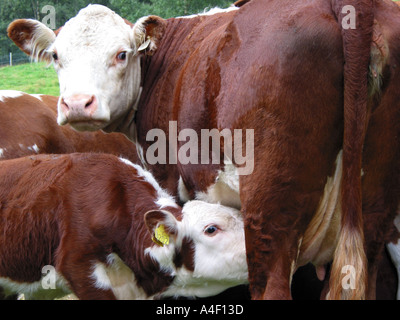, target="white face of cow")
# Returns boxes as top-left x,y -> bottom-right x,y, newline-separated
8,5 -> 165,132
52,5 -> 140,131
145,200 -> 248,298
